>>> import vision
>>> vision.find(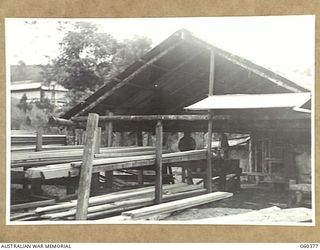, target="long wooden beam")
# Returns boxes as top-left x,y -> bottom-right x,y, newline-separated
73,114 -> 212,122
48,115 -> 79,127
